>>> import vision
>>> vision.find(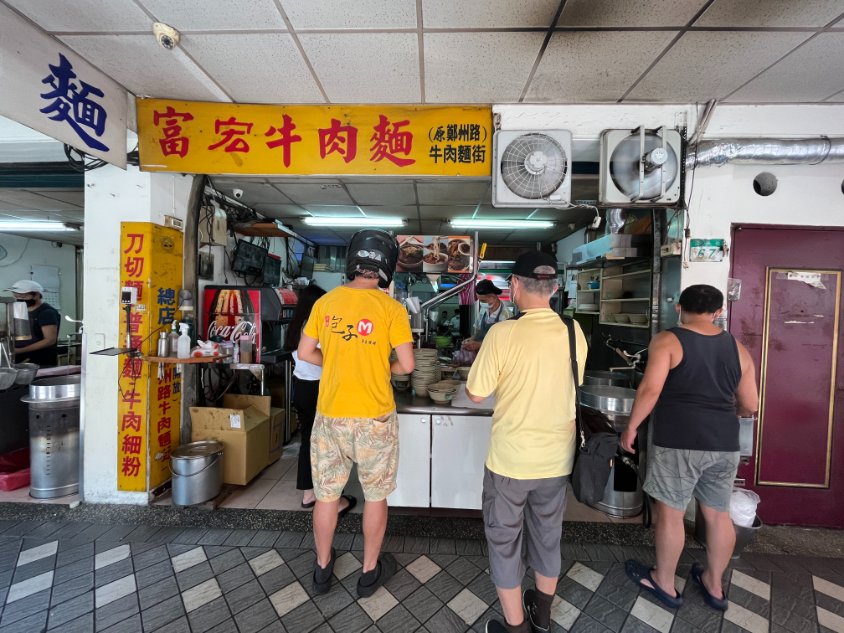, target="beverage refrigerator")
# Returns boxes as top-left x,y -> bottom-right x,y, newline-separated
202,286 -> 297,362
